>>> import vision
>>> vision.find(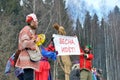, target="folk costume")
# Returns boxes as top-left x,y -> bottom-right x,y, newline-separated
35,43 -> 57,80
15,13 -> 40,80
